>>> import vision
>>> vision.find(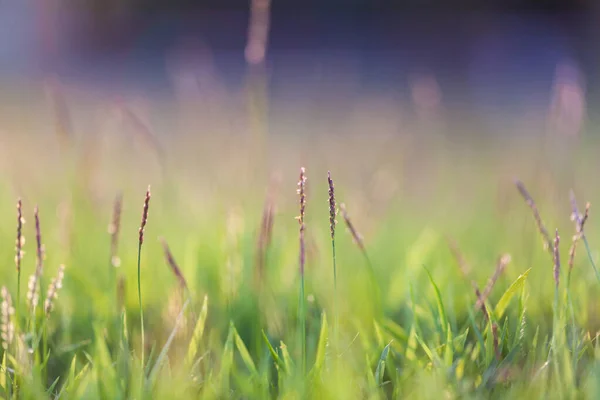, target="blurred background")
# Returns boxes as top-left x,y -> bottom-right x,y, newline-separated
0,0 -> 598,136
